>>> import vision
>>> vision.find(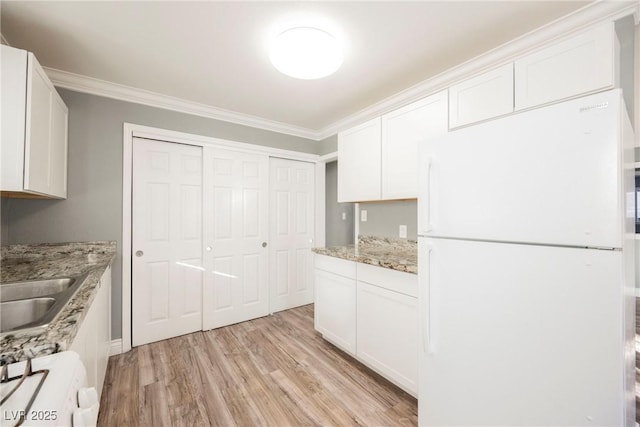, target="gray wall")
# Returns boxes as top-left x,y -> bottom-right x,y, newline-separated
5,89 -> 318,340
358,200 -> 417,241
325,161 -> 354,246
317,134 -> 338,156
